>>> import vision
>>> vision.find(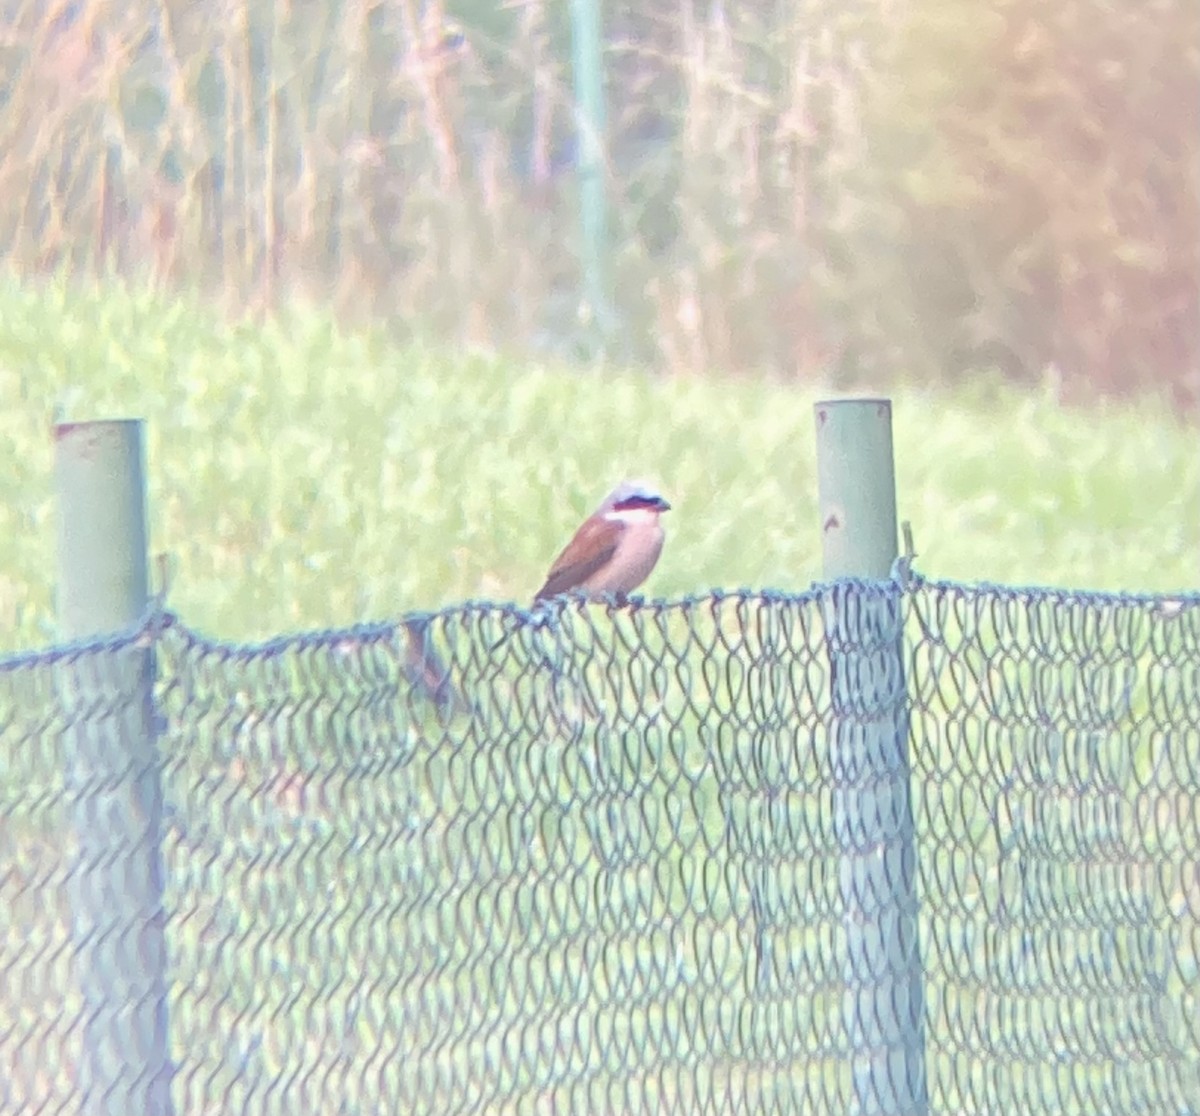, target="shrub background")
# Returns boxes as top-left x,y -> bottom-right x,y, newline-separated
1,0 -> 1195,398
